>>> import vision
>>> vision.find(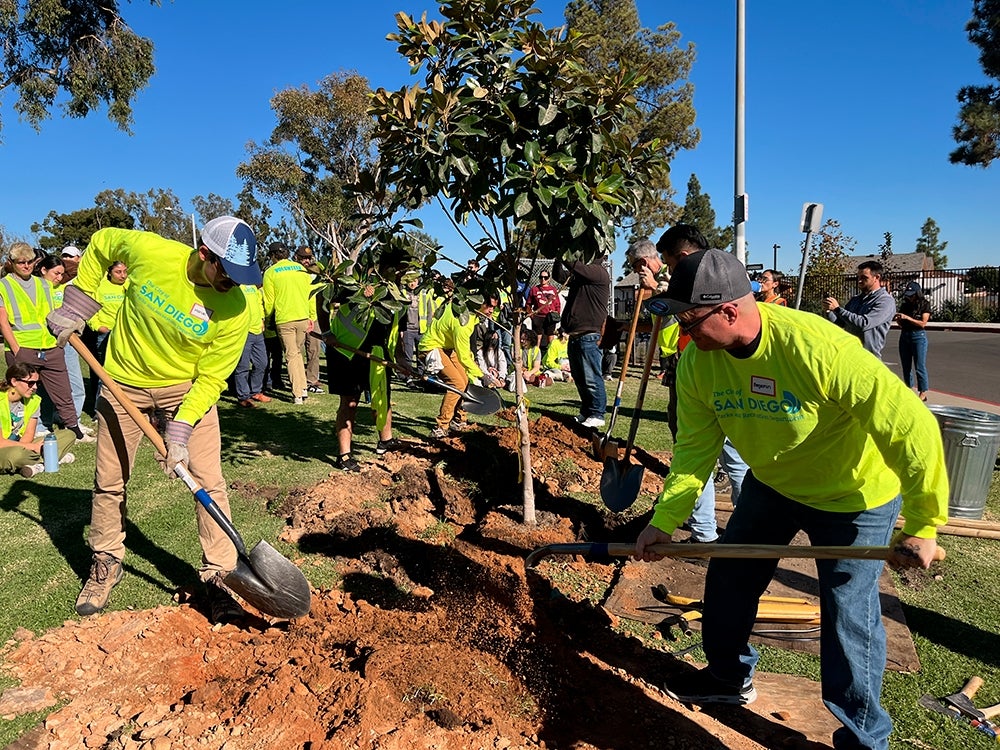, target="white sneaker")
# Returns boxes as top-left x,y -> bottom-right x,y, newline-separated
20,463 -> 44,478
75,433 -> 97,444
60,452 -> 76,465
582,416 -> 606,428
293,396 -> 304,405
79,424 -> 95,436
573,414 -> 587,423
